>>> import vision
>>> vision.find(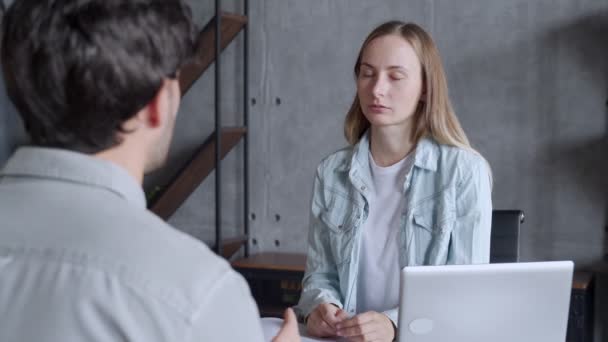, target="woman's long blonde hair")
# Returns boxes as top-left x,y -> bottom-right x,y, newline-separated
344,21 -> 472,151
